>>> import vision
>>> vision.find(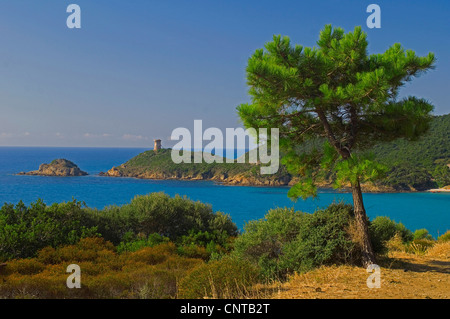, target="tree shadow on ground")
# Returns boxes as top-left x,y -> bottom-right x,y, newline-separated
378,255 -> 450,274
